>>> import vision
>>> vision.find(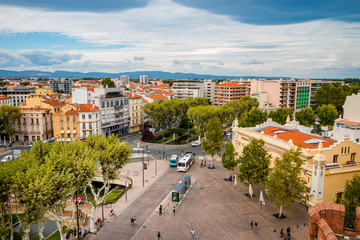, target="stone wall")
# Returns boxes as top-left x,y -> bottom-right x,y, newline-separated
308,203 -> 360,240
